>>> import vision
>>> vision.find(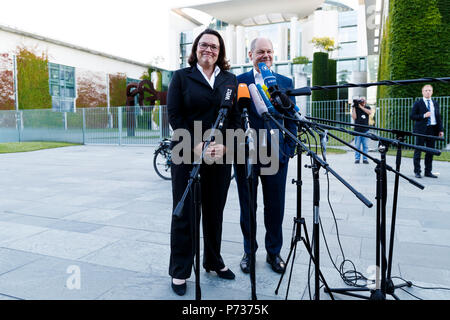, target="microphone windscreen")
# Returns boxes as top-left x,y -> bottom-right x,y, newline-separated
262,84 -> 271,98
237,83 -> 250,99
249,83 -> 268,117
237,83 -> 251,111
221,85 -> 236,110
258,62 -> 277,88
